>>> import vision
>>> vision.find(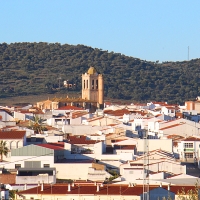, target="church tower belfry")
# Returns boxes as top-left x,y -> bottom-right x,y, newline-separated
82,67 -> 104,108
